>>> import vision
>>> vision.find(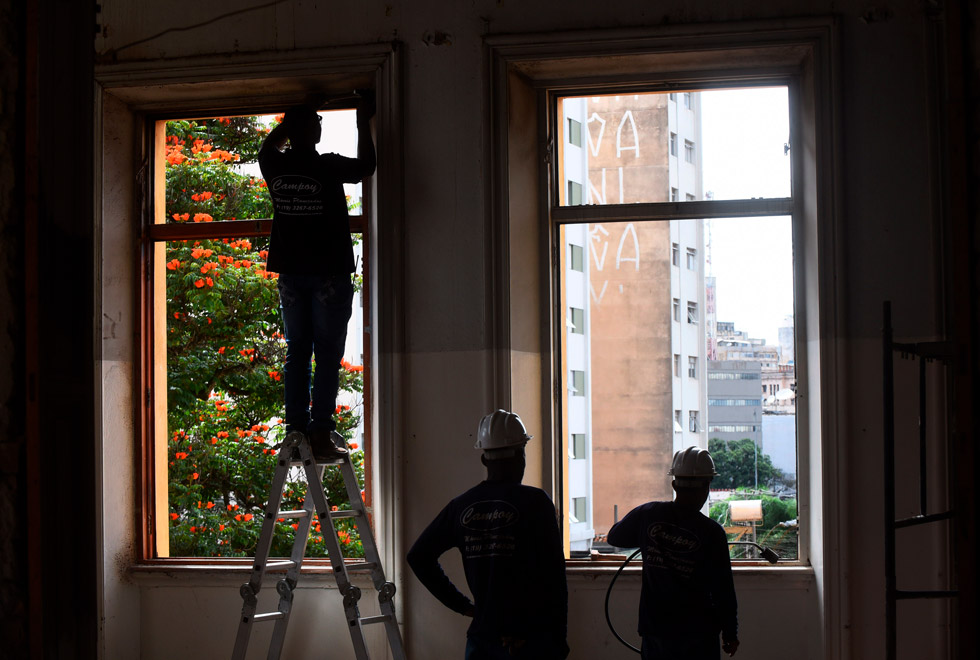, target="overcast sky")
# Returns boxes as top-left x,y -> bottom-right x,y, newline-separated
700,87 -> 793,345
